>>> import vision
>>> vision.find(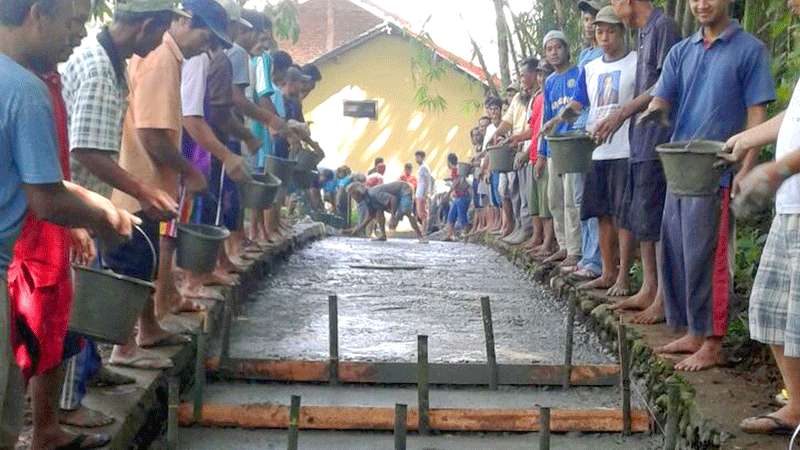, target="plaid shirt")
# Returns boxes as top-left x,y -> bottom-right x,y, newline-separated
61,32 -> 128,198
